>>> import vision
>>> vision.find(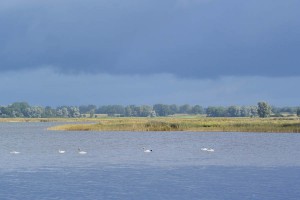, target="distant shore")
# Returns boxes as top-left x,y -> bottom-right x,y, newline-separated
1,117 -> 299,133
